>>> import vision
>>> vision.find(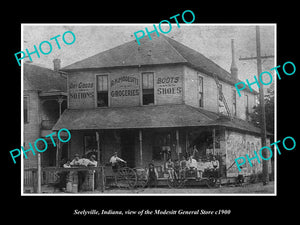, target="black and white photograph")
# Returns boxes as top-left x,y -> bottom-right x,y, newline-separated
3,5 -> 299,222
21,24 -> 276,195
